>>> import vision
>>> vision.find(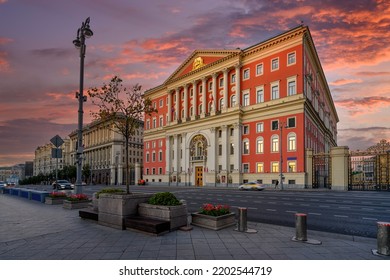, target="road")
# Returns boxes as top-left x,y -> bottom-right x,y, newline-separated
25,184 -> 390,238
